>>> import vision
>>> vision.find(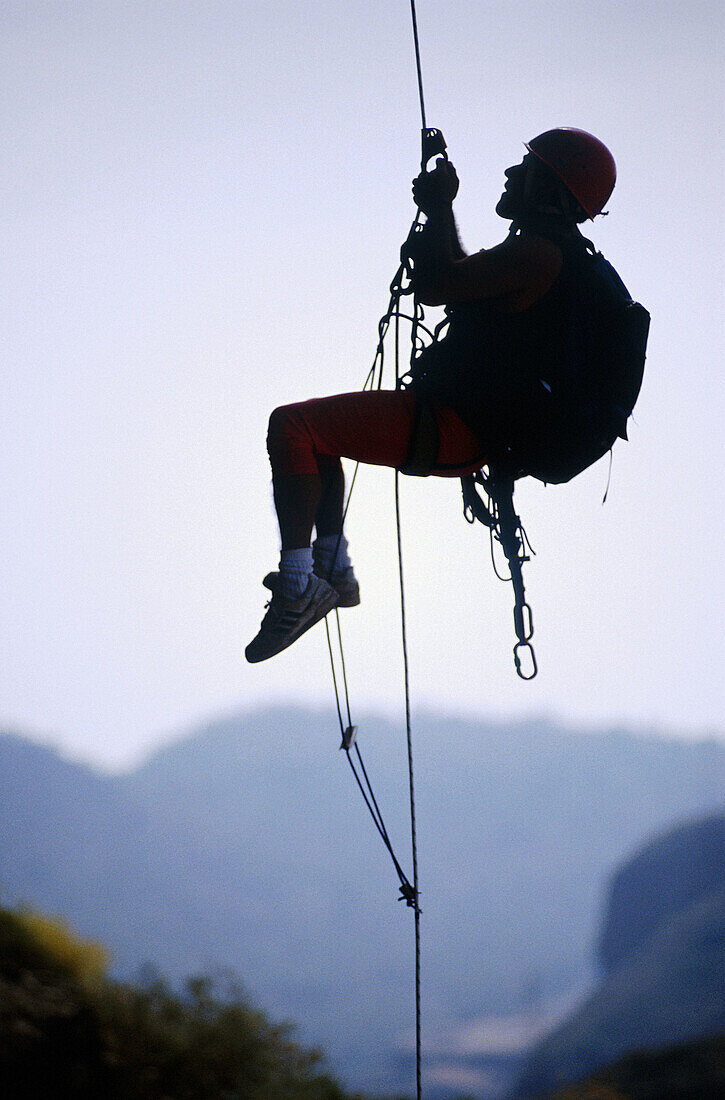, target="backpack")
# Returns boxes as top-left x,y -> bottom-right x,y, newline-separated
519,249 -> 650,485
